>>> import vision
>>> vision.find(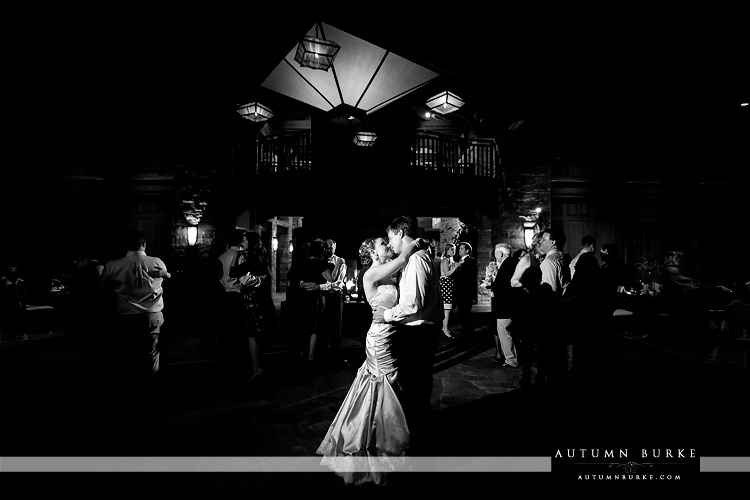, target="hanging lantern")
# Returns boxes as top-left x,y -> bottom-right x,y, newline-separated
425,91 -> 465,115
353,131 -> 377,147
294,23 -> 341,71
237,102 -> 274,122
